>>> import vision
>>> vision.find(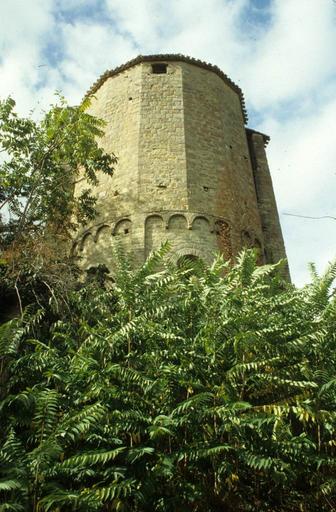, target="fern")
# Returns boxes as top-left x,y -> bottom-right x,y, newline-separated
62,447 -> 126,468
